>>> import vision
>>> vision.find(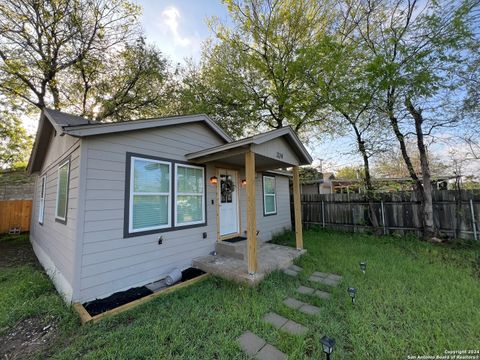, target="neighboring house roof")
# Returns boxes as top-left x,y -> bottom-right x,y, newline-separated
186,126 -> 313,165
27,109 -> 233,174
